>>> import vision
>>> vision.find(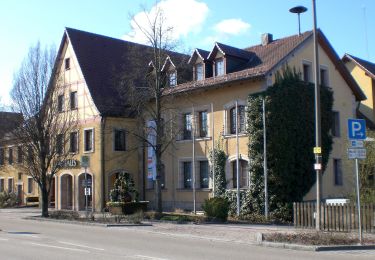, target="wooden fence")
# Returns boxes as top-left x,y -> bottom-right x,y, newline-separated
293,202 -> 375,233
